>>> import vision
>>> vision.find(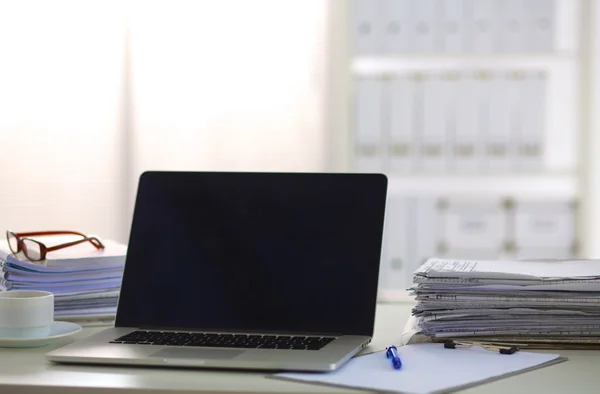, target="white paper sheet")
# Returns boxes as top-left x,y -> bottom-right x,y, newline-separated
416,258 -> 600,280
412,281 -> 600,291
274,343 -> 563,394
